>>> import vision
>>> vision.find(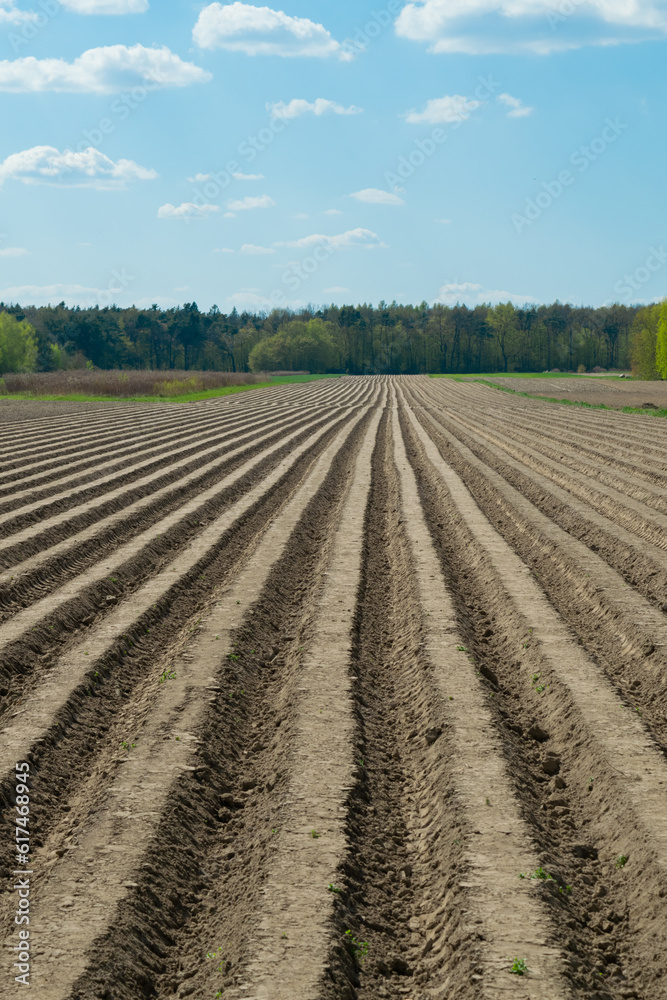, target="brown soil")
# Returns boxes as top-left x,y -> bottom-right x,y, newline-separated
477,375 -> 667,409
1,376 -> 667,1000
0,398 -> 140,424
